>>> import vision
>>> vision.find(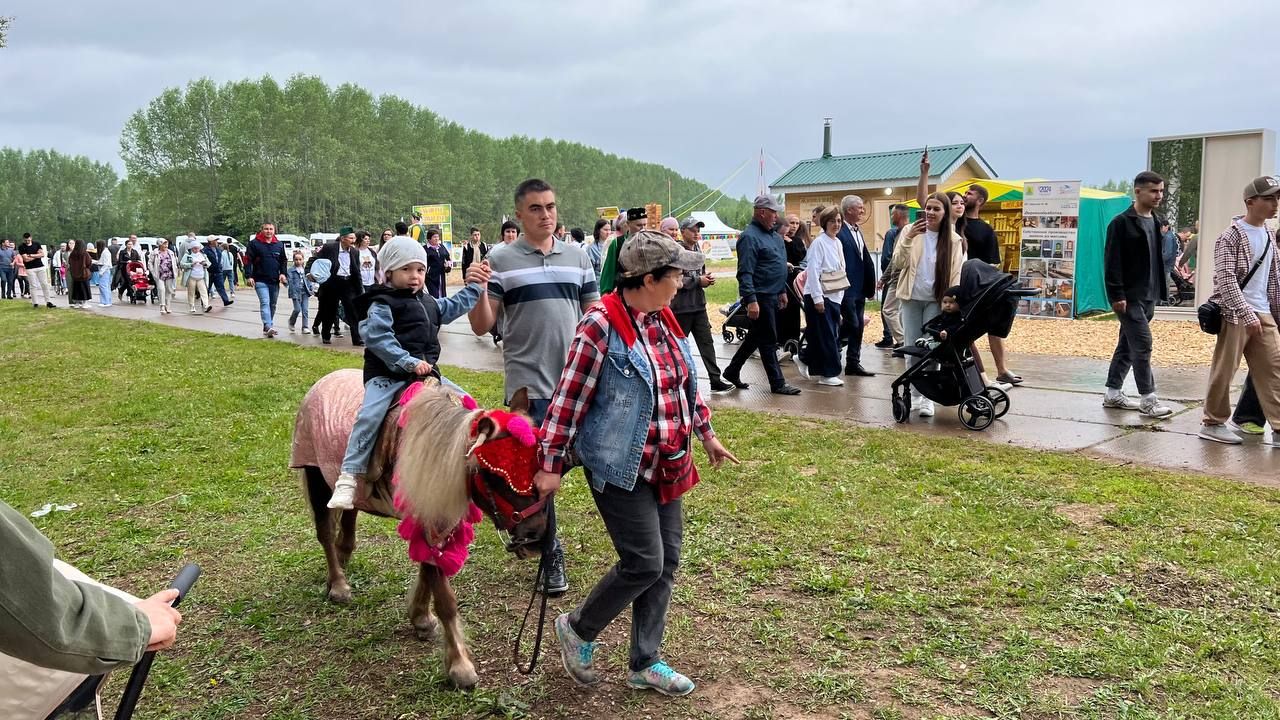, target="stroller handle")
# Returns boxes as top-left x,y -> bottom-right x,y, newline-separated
113,564 -> 201,720
167,564 -> 201,607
